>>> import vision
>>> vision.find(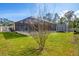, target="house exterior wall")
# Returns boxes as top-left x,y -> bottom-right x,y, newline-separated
0,26 -> 2,32
50,24 -> 56,31
56,23 -> 68,32
15,22 -> 32,32
0,26 -> 10,32
0,23 -> 15,32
